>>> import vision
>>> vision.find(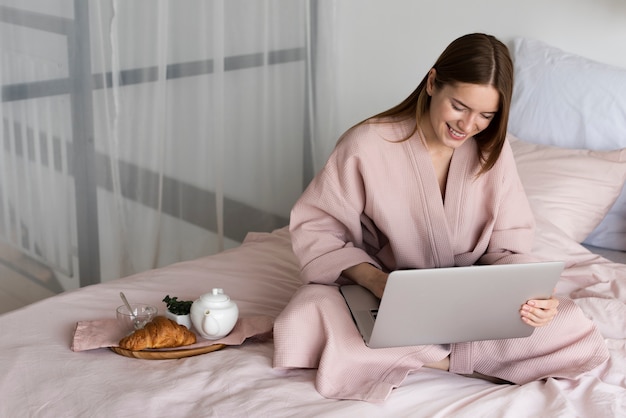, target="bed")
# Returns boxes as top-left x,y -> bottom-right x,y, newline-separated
1,38 -> 625,417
